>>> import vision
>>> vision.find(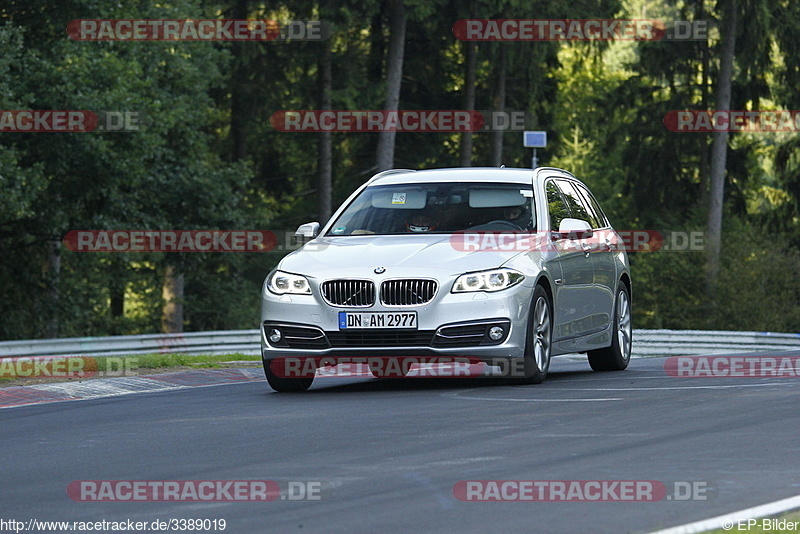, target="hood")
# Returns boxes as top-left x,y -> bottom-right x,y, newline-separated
277,234 -> 529,279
